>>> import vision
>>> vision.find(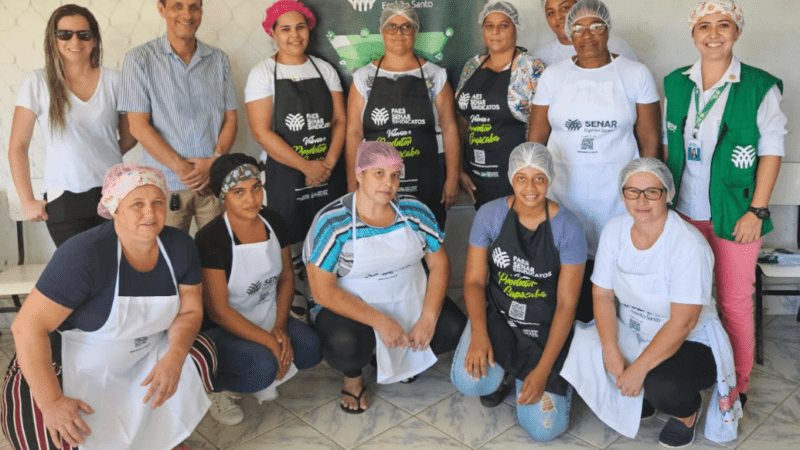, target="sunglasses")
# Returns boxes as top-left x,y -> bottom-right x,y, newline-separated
55,29 -> 94,41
